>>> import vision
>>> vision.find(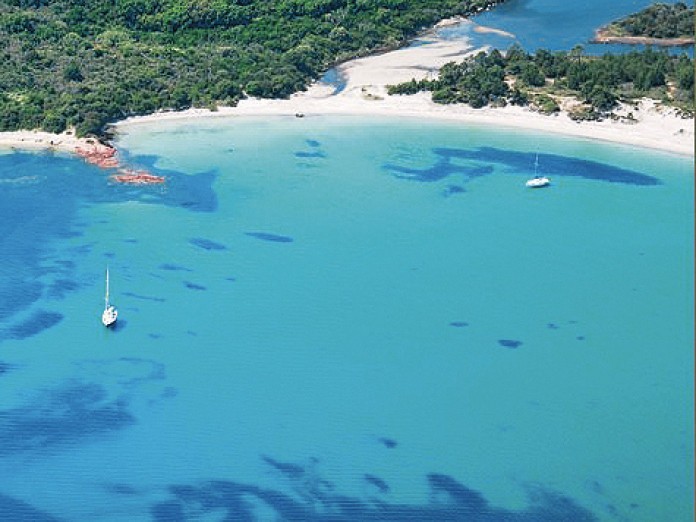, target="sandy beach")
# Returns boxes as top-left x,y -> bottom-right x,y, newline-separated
591,28 -> 695,47
0,129 -> 110,155
115,36 -> 695,157
2,33 -> 694,157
